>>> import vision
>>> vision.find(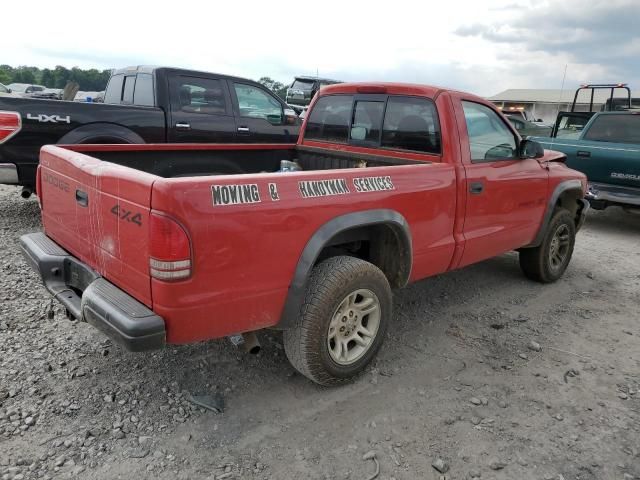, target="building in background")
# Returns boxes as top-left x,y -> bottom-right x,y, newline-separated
488,88 -> 637,125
